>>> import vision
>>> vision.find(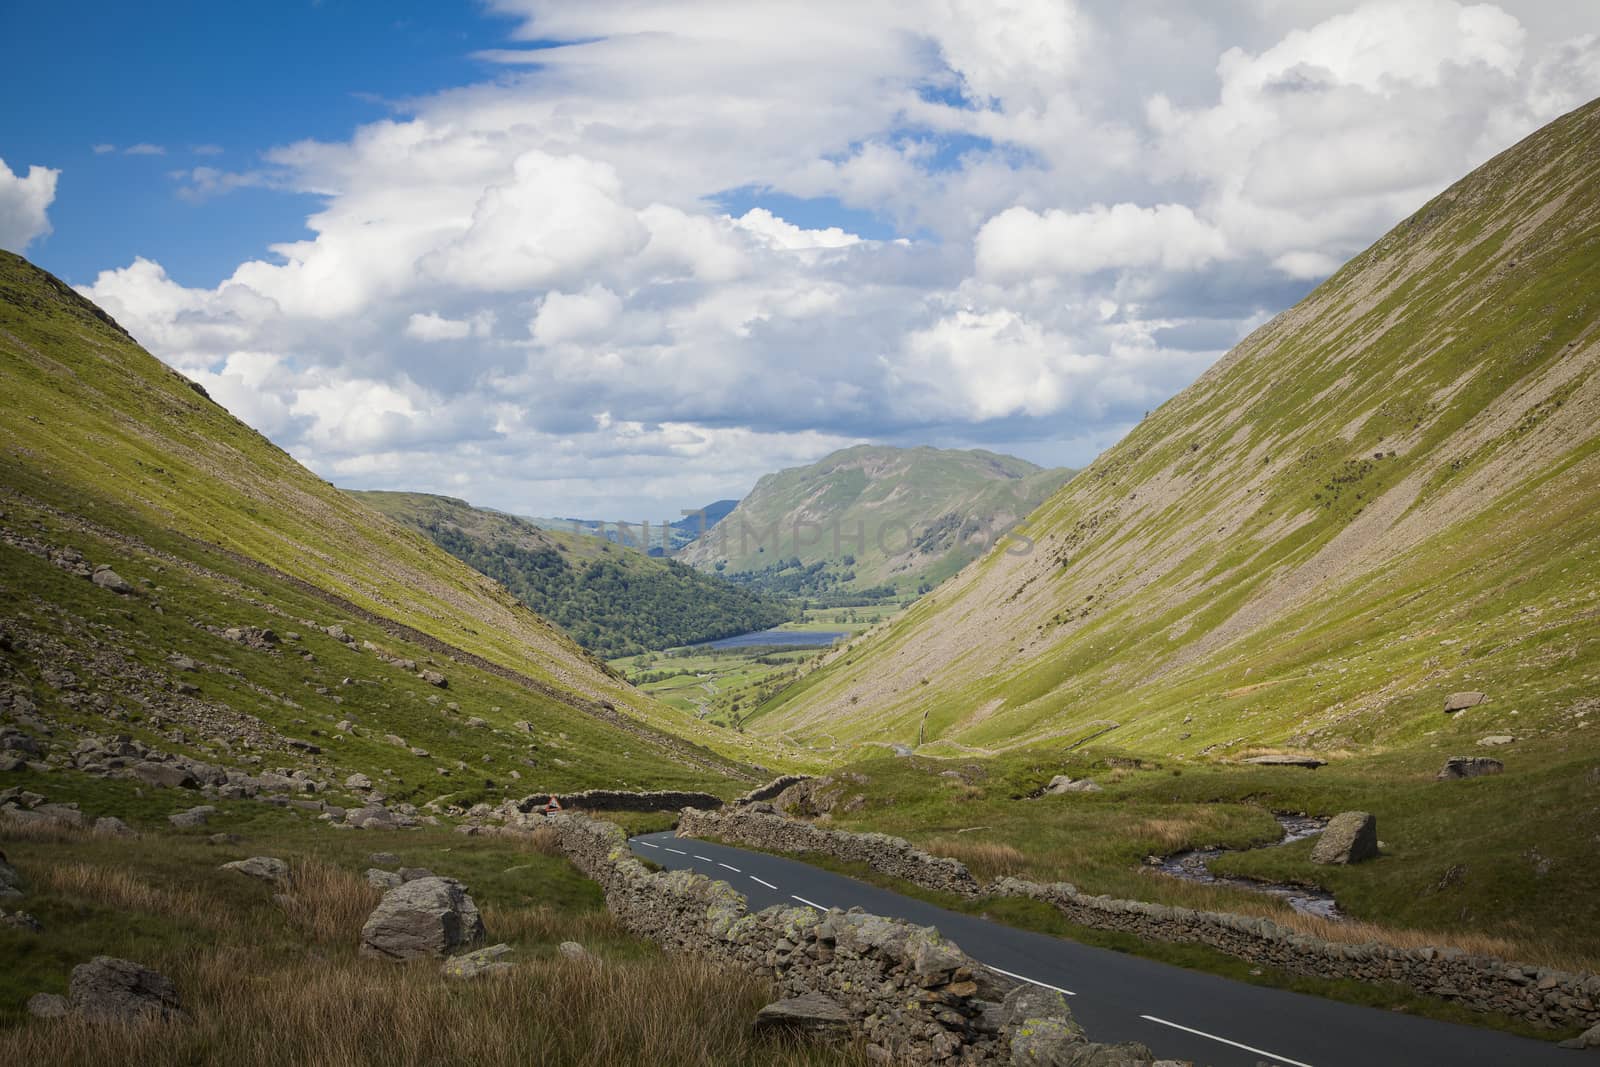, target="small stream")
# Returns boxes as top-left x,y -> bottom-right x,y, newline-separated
1151,813 -> 1343,920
